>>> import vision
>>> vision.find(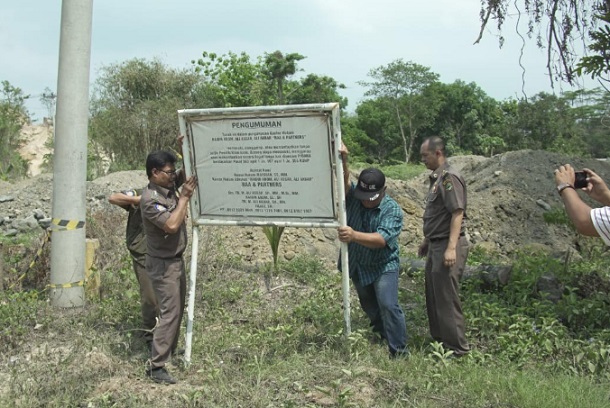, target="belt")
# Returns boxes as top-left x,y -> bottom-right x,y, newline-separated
429,232 -> 465,242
